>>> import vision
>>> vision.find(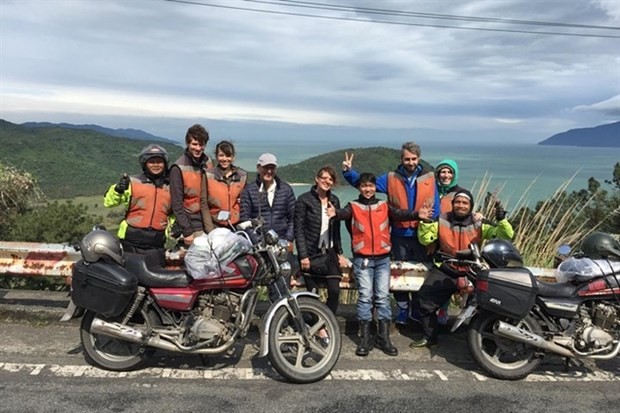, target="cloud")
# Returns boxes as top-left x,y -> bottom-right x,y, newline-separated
573,95 -> 620,116
0,0 -> 619,143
